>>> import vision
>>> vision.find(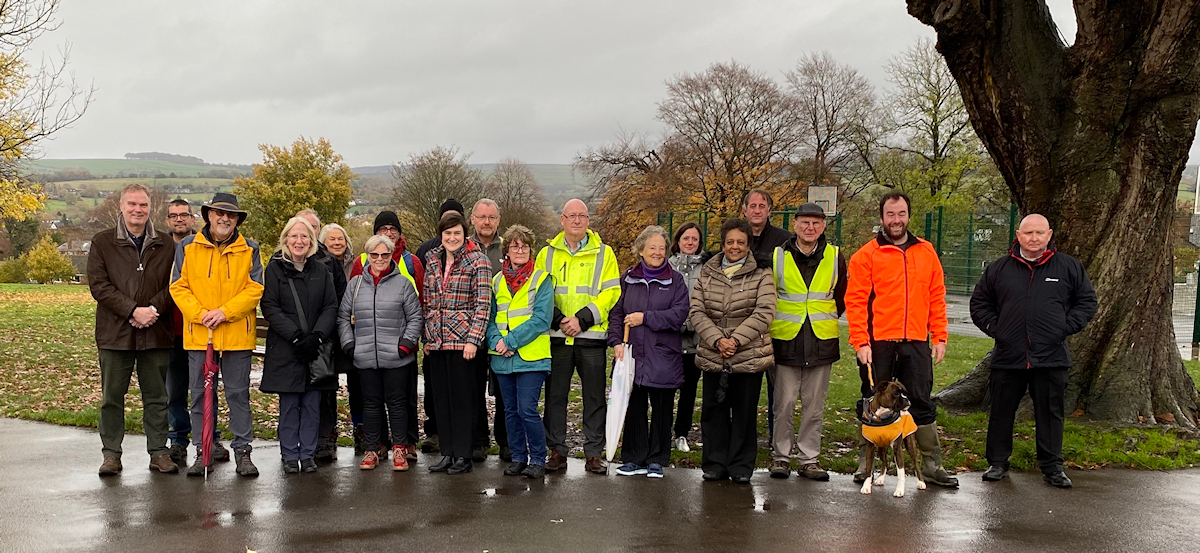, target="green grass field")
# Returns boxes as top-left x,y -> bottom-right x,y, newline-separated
52,177 -> 236,191
23,159 -> 248,179
2,284 -> 1197,473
